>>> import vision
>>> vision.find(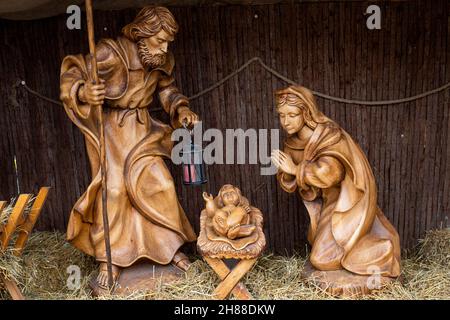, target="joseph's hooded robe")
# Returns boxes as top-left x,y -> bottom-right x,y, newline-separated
277,86 -> 401,277
60,36 -> 196,267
